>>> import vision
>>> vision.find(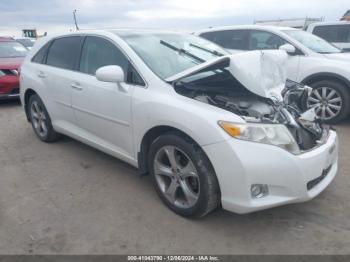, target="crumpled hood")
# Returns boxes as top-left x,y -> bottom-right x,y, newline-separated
228,50 -> 287,100
323,52 -> 350,62
167,50 -> 288,101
